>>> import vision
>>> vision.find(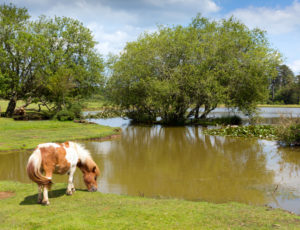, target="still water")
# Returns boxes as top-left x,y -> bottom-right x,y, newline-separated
1,107 -> 300,214
202,107 -> 300,119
